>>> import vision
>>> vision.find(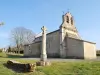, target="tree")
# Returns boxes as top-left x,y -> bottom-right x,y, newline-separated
7,46 -> 11,53
0,22 -> 4,26
10,27 -> 36,53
